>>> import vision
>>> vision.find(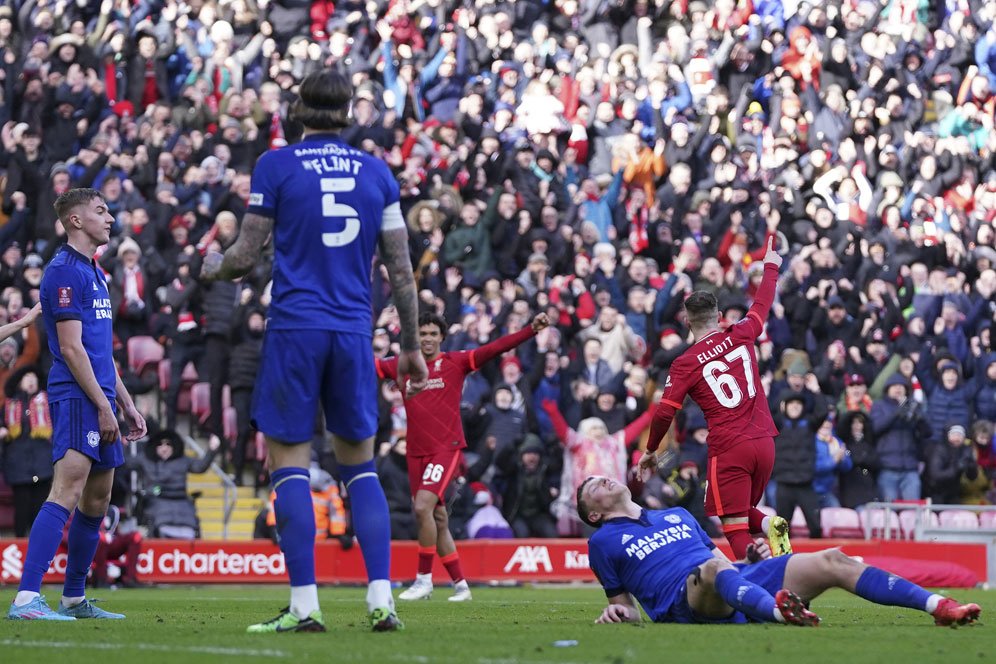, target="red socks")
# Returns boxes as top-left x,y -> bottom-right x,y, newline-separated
417,546 -> 434,575
748,508 -> 767,535
723,523 -> 753,560
441,552 -> 464,583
